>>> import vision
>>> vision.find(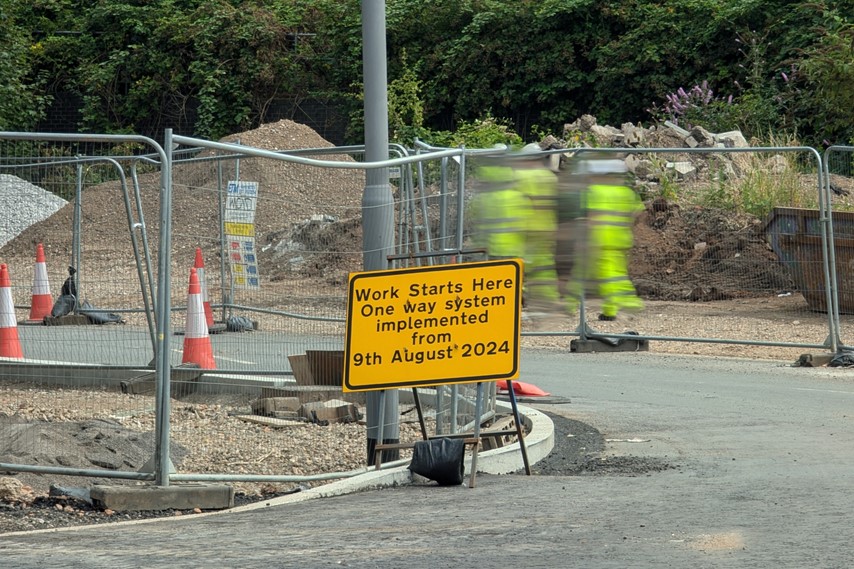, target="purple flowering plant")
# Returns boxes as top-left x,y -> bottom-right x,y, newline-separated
646,80 -> 737,132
